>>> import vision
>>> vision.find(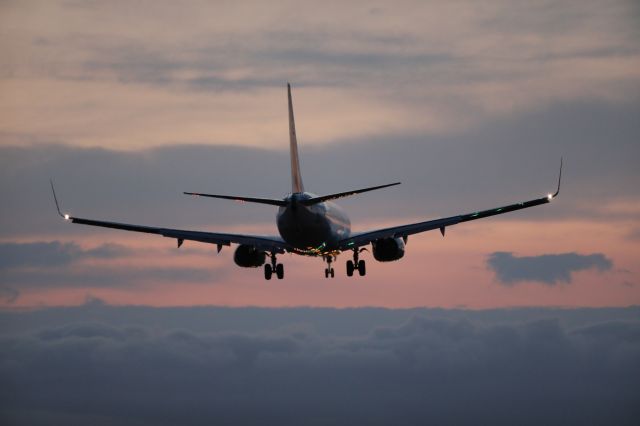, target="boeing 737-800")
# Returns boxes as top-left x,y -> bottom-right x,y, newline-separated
51,83 -> 561,280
